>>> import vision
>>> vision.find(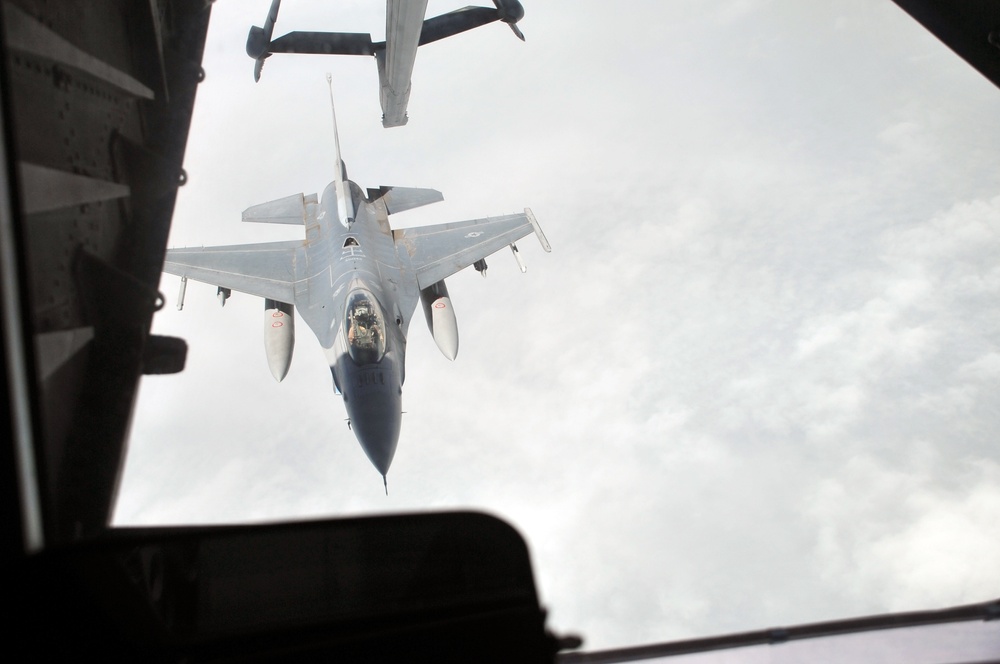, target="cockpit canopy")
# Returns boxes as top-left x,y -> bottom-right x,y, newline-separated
345,290 -> 386,365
